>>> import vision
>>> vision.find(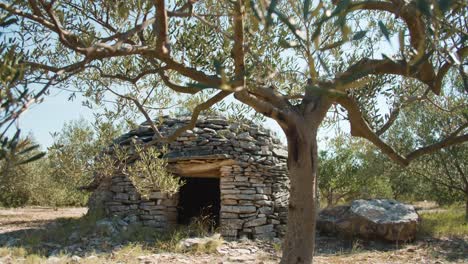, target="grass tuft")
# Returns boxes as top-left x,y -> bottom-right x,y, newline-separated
418,205 -> 468,238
